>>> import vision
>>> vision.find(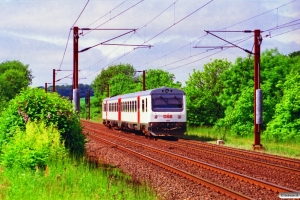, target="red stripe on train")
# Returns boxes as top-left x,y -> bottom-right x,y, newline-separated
137,96 -> 140,123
